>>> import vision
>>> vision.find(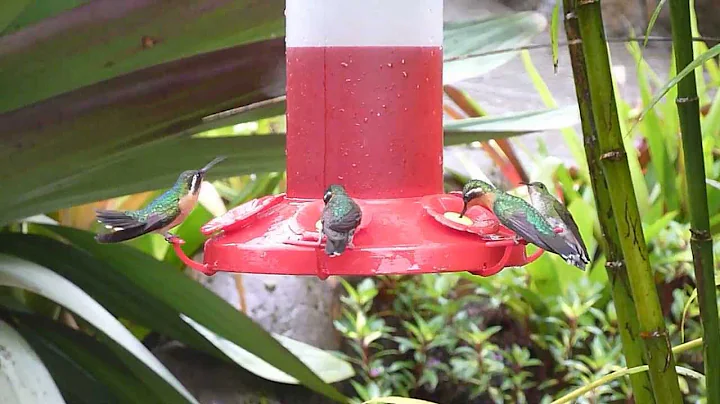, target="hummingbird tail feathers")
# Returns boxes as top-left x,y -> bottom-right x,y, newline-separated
325,236 -> 349,256
94,209 -> 158,244
95,226 -> 149,243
